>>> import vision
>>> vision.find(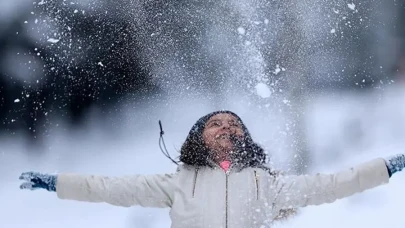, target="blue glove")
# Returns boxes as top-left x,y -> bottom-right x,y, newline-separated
384,154 -> 405,177
19,172 -> 57,192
